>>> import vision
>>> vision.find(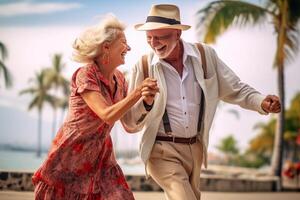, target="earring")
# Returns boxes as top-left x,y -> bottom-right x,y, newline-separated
101,53 -> 109,65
